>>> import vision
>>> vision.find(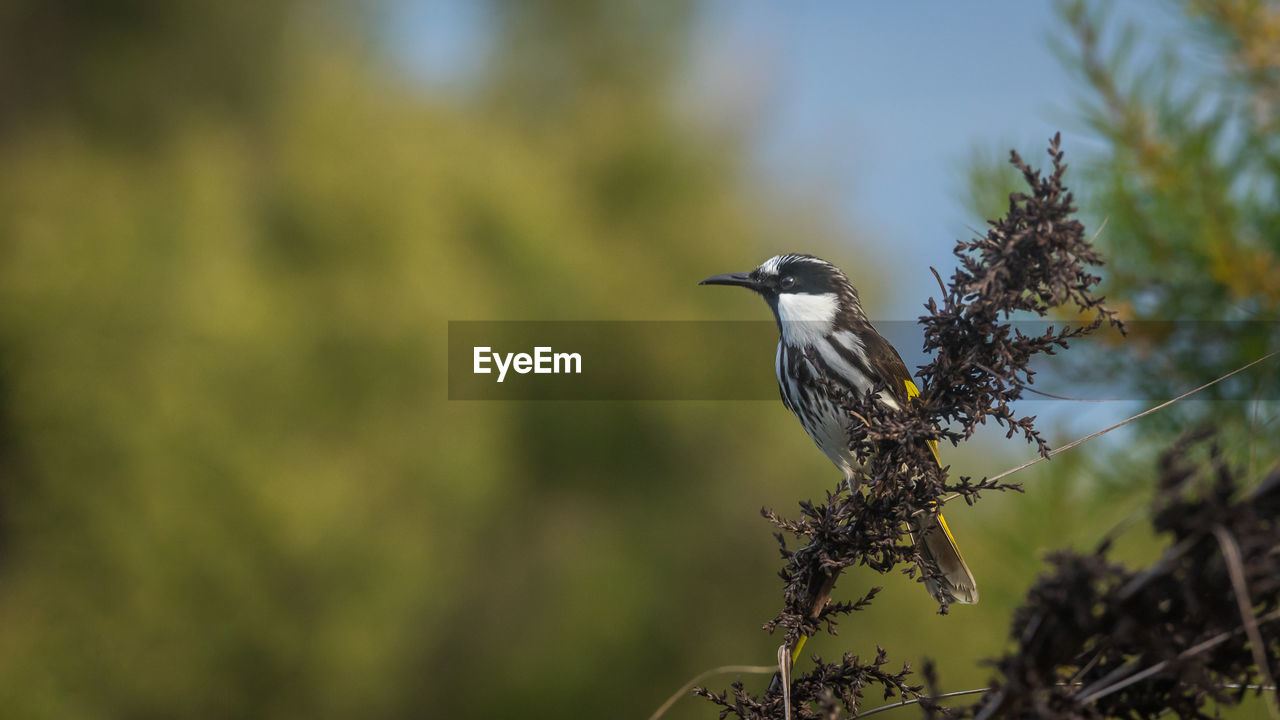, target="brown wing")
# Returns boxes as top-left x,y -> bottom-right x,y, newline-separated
859,326 -> 915,406
861,326 -> 942,466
